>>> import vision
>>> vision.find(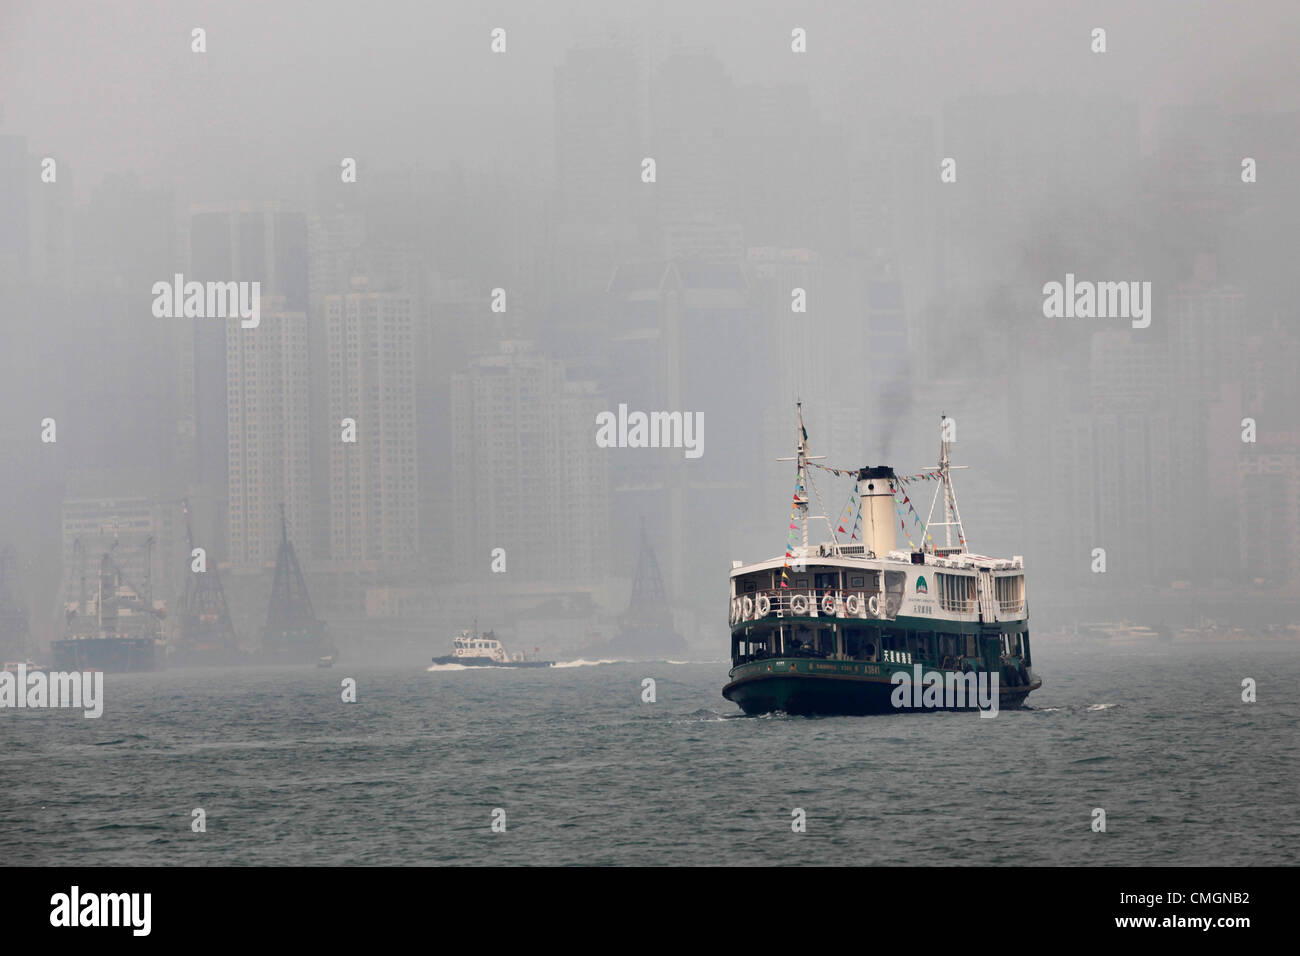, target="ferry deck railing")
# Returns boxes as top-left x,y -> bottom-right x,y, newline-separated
728,586 -> 900,627
730,586 -> 1029,633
